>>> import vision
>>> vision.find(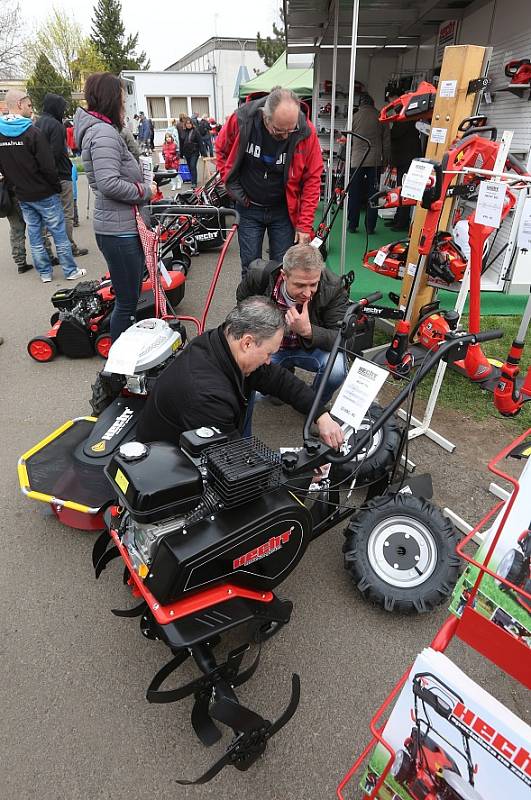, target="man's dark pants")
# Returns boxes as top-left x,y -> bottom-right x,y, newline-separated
236,202 -> 295,277
347,166 -> 380,232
